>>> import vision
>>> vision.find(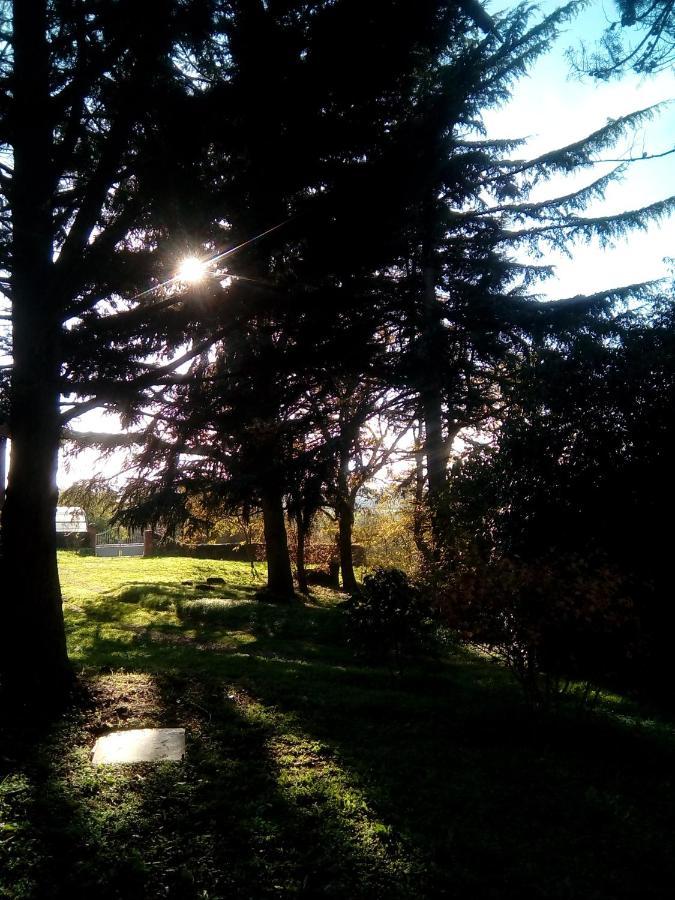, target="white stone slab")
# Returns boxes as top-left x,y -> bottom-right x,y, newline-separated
92,728 -> 185,765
